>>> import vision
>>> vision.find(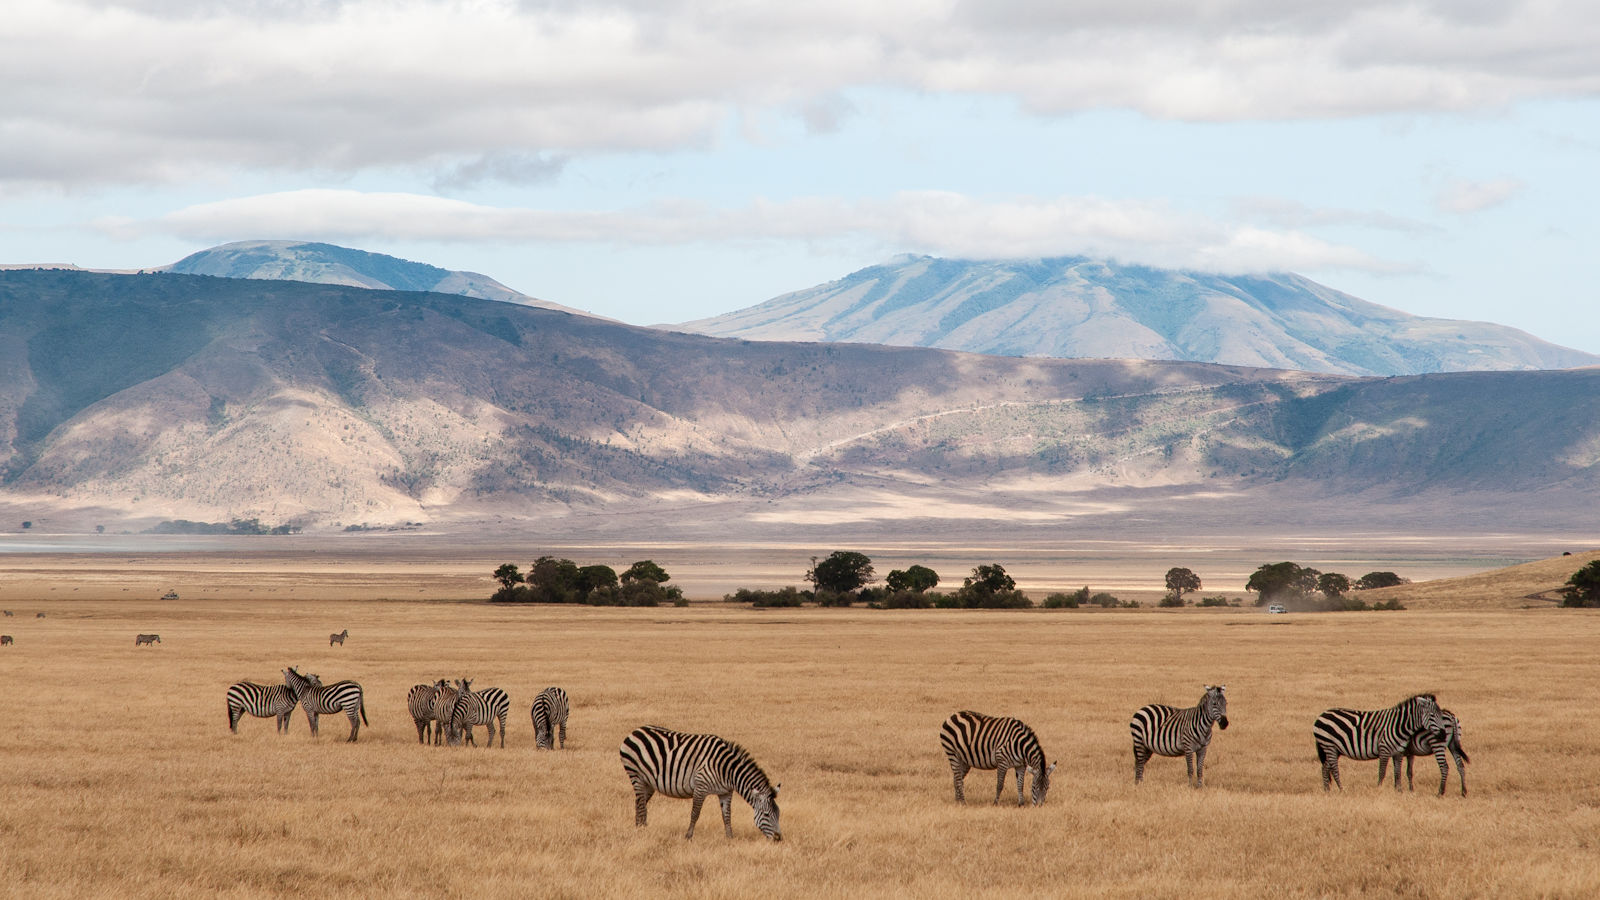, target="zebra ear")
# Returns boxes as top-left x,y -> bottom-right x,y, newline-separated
1047,761 -> 1058,775
771,783 -> 781,798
